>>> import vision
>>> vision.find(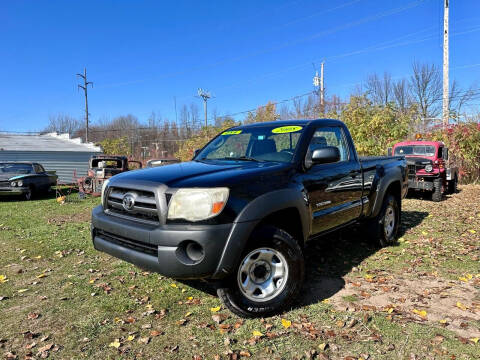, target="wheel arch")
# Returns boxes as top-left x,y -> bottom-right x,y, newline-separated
212,189 -> 309,279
